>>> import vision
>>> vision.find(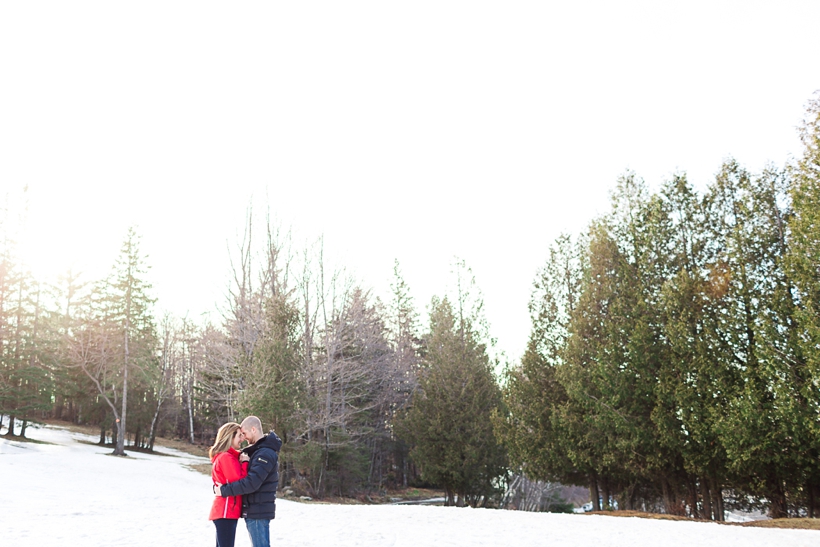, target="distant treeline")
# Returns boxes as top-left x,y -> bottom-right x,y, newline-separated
2,92 -> 819,518
0,210 -> 503,506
